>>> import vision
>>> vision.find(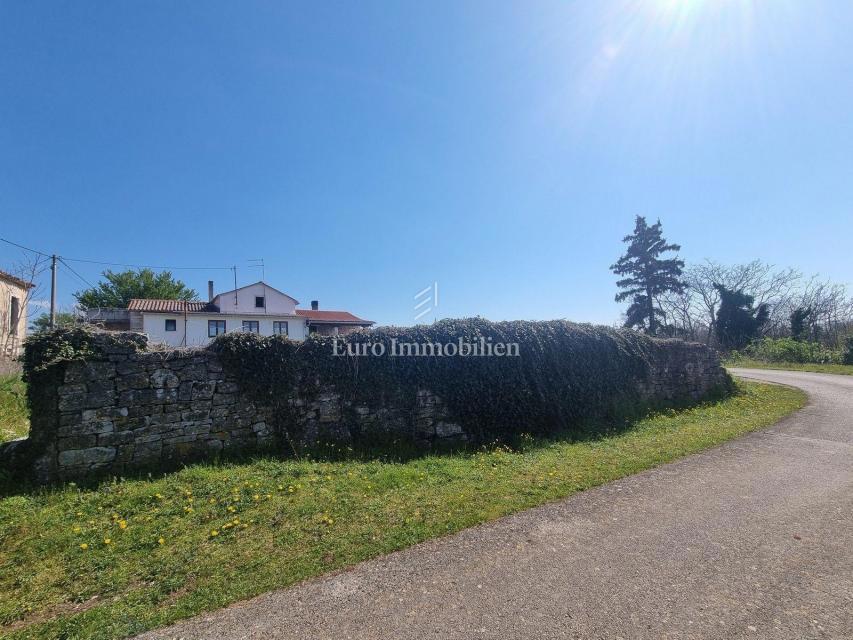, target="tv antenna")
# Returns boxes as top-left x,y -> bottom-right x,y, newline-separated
248,258 -> 265,281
